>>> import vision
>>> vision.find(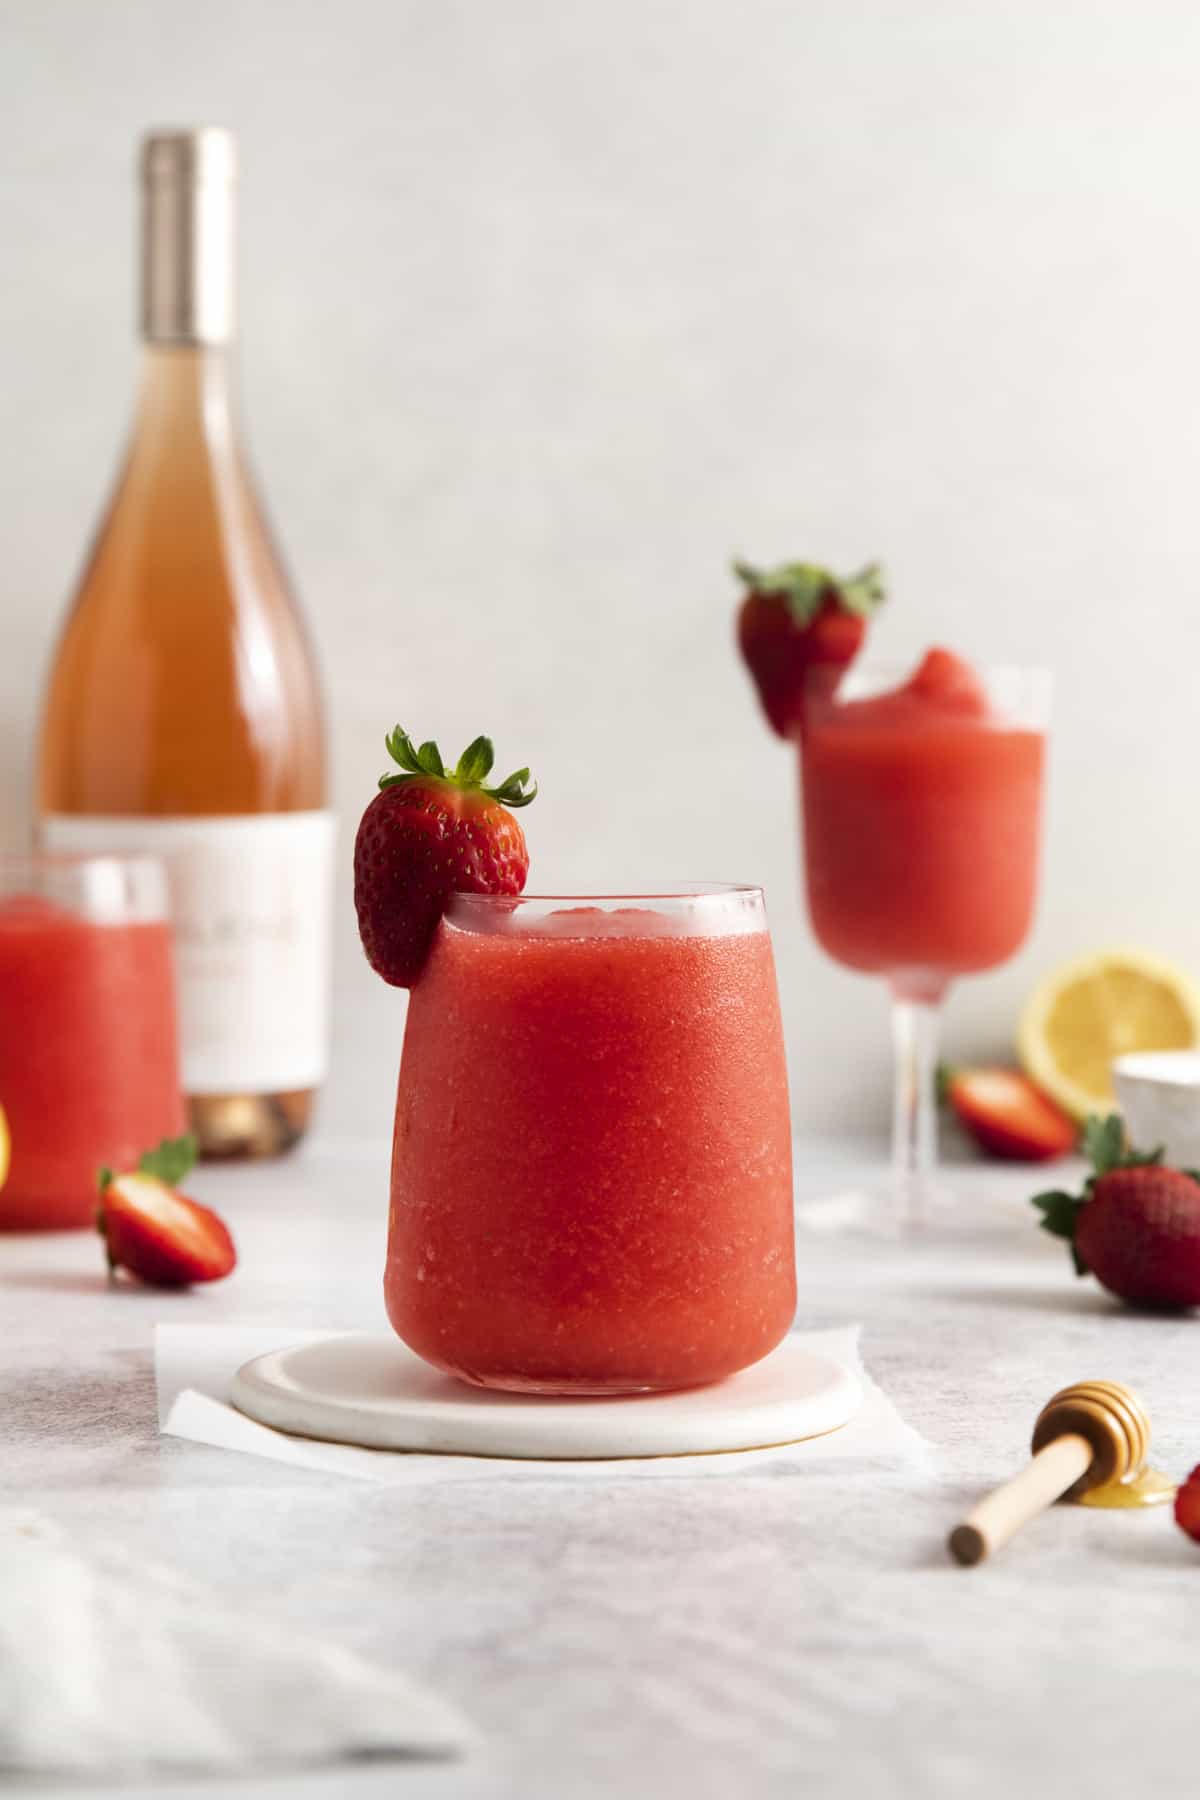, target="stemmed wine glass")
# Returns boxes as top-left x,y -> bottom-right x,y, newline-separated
797,659 -> 1051,1228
